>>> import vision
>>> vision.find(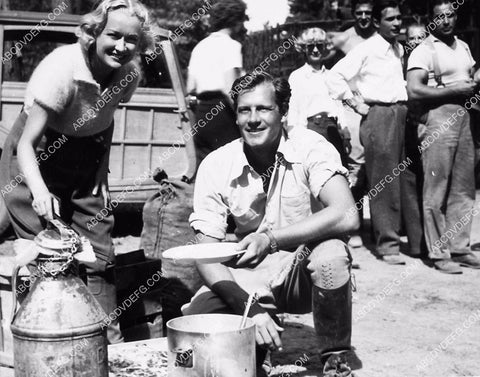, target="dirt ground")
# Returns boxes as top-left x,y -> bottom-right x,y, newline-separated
2,201 -> 480,377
